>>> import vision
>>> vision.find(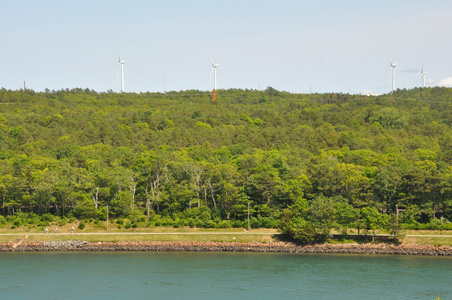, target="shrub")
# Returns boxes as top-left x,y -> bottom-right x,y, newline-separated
188,219 -> 196,228
37,220 -> 50,227
217,220 -> 233,229
124,220 -> 132,229
417,219 -> 452,230
232,220 -> 245,228
29,215 -> 42,225
42,213 -> 55,222
173,219 -> 188,228
202,220 -> 216,228
258,216 -> 278,228
78,222 -> 85,230
249,217 -> 260,229
402,222 -> 419,230
96,207 -> 107,221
